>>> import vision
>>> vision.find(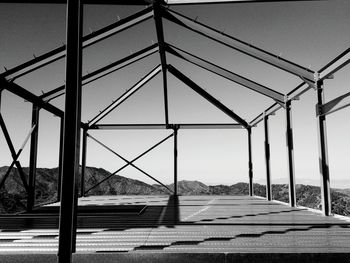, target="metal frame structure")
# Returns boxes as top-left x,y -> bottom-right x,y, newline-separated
1,0 -> 350,262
